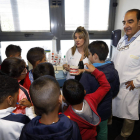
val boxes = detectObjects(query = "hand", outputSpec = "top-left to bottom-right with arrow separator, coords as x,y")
125,80 -> 135,91
84,63 -> 96,73
63,64 -> 70,71
19,98 -> 32,107
76,69 -> 85,75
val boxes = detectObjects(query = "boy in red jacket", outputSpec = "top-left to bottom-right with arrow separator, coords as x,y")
63,63 -> 111,140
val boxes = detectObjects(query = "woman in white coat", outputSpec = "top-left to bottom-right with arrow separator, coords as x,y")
63,26 -> 89,80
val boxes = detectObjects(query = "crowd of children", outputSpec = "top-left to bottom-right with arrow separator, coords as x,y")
0,42 -> 119,140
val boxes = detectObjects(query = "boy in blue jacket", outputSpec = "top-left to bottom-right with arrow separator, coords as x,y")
80,41 -> 120,140
20,75 -> 82,140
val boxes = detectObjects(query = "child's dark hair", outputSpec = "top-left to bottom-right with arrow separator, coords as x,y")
88,41 -> 109,61
29,75 -> 60,115
62,79 -> 85,105
5,44 -> 21,57
27,47 -> 45,66
33,62 -> 55,80
0,75 -> 19,104
0,57 -> 26,78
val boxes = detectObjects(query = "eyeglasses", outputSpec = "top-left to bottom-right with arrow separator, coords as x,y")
117,41 -> 129,51
21,68 -> 27,75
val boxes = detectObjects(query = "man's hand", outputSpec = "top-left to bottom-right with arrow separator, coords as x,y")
84,63 -> 96,73
125,80 -> 135,91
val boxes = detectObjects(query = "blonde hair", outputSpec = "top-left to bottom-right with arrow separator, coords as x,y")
71,26 -> 89,57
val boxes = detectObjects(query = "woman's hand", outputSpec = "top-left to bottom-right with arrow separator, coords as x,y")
19,98 -> 32,107
84,63 -> 96,73
63,64 -> 70,71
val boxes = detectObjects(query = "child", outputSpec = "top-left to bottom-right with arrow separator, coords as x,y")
80,41 -> 120,140
23,47 -> 46,90
0,75 -> 30,140
63,63 -> 111,140
0,57 -> 31,114
33,62 -> 68,113
33,62 -> 69,113
20,75 -> 82,140
33,62 -> 55,80
5,44 -> 22,58
0,44 -> 22,70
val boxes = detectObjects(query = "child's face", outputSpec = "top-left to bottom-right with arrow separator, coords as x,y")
17,66 -> 27,80
39,54 -> 47,64
34,54 -> 47,68
88,50 -> 95,64
12,52 -> 21,58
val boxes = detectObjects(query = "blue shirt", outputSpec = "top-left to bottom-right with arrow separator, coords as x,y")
29,70 -> 33,84
124,30 -> 140,45
92,61 -> 111,67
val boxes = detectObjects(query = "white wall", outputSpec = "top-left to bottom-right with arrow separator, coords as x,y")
114,0 -> 140,30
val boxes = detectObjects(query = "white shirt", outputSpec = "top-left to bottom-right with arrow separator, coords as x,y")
64,48 -> 89,79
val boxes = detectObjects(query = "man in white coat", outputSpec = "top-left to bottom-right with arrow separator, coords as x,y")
112,9 -> 140,140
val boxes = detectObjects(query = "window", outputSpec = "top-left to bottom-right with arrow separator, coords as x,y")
65,0 -> 110,31
1,40 -> 52,64
0,0 -> 50,32
0,0 -> 117,63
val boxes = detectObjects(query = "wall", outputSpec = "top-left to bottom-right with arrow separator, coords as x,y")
114,0 -> 140,30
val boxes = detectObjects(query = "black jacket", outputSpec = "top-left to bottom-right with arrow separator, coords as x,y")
80,61 -> 120,121
19,114 -> 82,140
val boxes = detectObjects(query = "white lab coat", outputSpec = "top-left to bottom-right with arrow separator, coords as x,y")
112,35 -> 140,120
64,48 -> 89,80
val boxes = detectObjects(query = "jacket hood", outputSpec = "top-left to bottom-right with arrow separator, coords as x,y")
96,61 -> 116,83
22,114 -> 74,140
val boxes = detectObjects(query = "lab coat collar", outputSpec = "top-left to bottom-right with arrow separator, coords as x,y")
124,30 -> 140,41
75,48 -> 82,56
